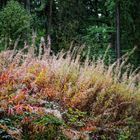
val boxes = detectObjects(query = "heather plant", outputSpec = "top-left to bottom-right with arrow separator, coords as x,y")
0,46 -> 140,139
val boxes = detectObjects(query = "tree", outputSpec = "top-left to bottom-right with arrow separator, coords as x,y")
0,0 -> 139,67
0,0 -> 32,49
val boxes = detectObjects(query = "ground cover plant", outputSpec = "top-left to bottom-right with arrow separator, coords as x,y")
0,47 -> 140,140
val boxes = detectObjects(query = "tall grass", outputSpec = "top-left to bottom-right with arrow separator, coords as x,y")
0,46 -> 140,139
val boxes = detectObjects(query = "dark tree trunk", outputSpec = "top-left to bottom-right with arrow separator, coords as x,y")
26,0 -> 30,12
0,0 -> 7,8
116,1 -> 121,59
95,0 -> 98,24
47,0 -> 53,48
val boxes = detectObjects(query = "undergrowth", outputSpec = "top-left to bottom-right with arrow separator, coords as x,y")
0,47 -> 140,140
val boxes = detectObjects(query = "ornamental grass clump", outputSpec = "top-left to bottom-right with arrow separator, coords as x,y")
0,47 -> 140,139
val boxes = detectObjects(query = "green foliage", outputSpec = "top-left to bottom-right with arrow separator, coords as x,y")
34,115 -> 63,126
0,129 -> 13,140
0,0 -> 140,67
0,118 -> 19,140
0,118 -> 13,126
84,26 -> 115,45
0,0 -> 32,49
65,108 -> 87,128
117,127 -> 131,140
82,25 -> 116,64
33,115 -> 64,140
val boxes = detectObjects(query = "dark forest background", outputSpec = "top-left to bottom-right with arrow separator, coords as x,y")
0,0 -> 140,67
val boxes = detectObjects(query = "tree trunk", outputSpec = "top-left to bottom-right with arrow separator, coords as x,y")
47,0 -> 53,49
116,1 -> 121,60
26,0 -> 30,12
0,0 -> 7,8
95,0 -> 98,24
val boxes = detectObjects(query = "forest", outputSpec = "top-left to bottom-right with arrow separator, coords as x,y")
0,0 -> 140,140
